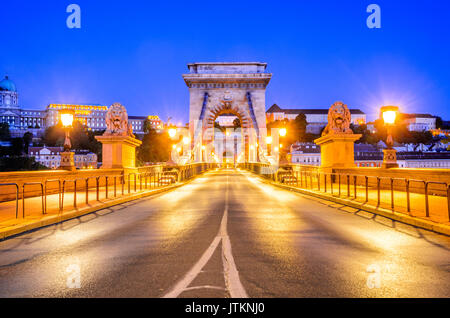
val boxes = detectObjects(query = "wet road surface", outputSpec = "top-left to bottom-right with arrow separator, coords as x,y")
0,169 -> 449,297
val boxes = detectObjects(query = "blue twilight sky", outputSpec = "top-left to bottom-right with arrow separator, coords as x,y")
0,0 -> 449,124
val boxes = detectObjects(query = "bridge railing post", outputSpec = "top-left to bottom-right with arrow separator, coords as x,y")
447,184 -> 450,222
405,179 -> 410,214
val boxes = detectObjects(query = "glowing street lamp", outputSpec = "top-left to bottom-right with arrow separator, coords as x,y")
59,109 -> 76,171
60,110 -> 74,151
168,128 -> 177,139
279,128 -> 287,137
380,106 -> 399,168
61,112 -> 74,129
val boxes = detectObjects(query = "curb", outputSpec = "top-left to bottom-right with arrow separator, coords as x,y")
0,175 -> 201,241
252,174 -> 450,237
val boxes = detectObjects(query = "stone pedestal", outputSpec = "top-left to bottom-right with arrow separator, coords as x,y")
382,148 -> 399,168
314,134 -> 362,170
95,135 -> 142,171
60,151 -> 76,171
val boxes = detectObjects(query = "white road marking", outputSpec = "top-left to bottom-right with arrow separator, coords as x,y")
184,285 -> 226,291
162,170 -> 248,298
221,173 -> 248,298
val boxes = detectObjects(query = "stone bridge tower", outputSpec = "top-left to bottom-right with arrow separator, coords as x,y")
183,62 -> 271,162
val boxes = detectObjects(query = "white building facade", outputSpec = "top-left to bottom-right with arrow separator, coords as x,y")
28,146 -> 98,169
266,104 -> 366,134
402,114 -> 436,132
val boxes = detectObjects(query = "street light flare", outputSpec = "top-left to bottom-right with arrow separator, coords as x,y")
279,128 -> 287,137
381,106 -> 399,125
60,112 -> 74,128
168,128 -> 177,138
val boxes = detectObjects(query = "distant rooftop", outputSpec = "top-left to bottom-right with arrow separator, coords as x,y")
267,104 -> 365,115
402,113 -> 436,119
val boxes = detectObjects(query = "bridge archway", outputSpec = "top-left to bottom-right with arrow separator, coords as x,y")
183,62 -> 272,163
204,104 -> 249,165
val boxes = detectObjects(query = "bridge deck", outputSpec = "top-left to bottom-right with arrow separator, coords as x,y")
0,169 -> 449,297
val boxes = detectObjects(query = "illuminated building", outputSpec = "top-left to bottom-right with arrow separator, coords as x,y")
401,113 -> 436,132
0,75 -> 47,138
46,104 -> 109,130
289,142 -> 450,168
266,104 -> 366,134
0,75 -> 162,138
47,105 -> 152,135
28,146 -> 98,169
145,115 -> 163,130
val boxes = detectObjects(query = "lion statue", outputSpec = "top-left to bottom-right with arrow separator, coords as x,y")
104,102 -> 134,137
321,101 -> 353,136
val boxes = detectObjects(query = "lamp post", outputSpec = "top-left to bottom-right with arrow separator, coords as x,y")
60,109 -> 76,171
266,136 -> 273,156
277,127 -> 287,163
381,106 -> 399,168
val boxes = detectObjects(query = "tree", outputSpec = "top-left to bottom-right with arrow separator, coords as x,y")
42,122 -> 101,151
0,123 -> 10,141
436,116 -> 444,129
23,132 -> 33,155
351,124 -> 379,145
137,128 -> 172,164
372,118 -> 434,146
143,118 -> 153,134
233,118 -> 241,129
214,121 -> 226,133
42,125 -> 65,146
0,156 -> 48,172
10,138 -> 24,156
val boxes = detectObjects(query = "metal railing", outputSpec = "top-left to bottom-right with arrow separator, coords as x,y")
0,163 -> 215,223
0,183 -> 19,218
23,182 -> 45,218
44,179 -> 62,213
244,164 -> 450,223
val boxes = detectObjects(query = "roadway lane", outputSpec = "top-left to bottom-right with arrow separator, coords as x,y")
0,169 -> 449,297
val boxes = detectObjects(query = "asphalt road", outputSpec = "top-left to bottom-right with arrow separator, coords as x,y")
0,169 -> 449,297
